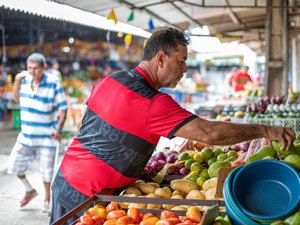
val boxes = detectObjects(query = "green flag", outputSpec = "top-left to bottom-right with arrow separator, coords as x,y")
127,10 -> 134,22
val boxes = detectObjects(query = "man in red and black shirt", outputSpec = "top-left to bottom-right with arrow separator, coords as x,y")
50,28 -> 295,225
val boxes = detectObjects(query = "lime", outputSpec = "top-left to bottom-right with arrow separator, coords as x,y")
184,158 -> 195,169
188,151 -> 195,158
190,162 -> 203,173
213,148 -> 223,157
201,147 -> 214,162
193,152 -> 204,163
207,157 -> 217,166
196,176 -> 207,187
179,152 -> 191,161
217,153 -> 227,162
227,150 -> 238,158
199,168 -> 210,179
185,171 -> 199,183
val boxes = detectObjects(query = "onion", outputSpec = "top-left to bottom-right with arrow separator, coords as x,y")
166,154 -> 177,163
230,144 -> 241,151
167,165 -> 176,174
143,165 -> 154,174
165,150 -> 178,157
240,141 -> 251,151
154,152 -> 166,161
175,162 -> 184,170
151,160 -> 165,172
179,167 -> 190,175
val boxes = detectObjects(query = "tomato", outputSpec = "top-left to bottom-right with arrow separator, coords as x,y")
93,205 -> 107,218
160,211 -> 179,220
106,210 -> 127,220
116,215 -> 135,225
106,202 -> 120,213
140,216 -> 160,225
186,207 -> 202,223
92,215 -> 105,225
127,208 -> 142,223
142,213 -> 155,220
80,215 -> 96,225
165,218 -> 181,224
180,217 -> 193,224
155,219 -> 175,225
104,219 -> 118,225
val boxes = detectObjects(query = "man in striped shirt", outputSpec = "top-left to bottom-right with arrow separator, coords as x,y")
7,53 -> 68,212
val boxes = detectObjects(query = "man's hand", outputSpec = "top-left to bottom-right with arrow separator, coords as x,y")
15,71 -> 29,80
267,126 -> 296,150
52,130 -> 61,140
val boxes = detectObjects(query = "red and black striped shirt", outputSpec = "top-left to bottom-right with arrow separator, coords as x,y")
52,67 -> 197,210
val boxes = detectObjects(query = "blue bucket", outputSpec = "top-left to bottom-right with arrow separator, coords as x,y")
223,167 -> 271,225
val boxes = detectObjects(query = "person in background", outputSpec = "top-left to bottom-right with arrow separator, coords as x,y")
47,58 -> 62,82
231,65 -> 252,92
49,28 -> 295,224
7,53 -> 68,212
224,67 -> 238,96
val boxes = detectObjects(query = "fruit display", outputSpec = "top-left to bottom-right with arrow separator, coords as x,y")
74,202 -> 205,225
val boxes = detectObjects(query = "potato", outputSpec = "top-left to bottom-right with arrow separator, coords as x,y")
170,179 -> 200,194
139,183 -> 156,195
154,187 -> 171,198
162,194 -> 184,210
172,190 -> 184,197
131,180 -> 145,189
205,187 -> 217,200
118,193 -> 138,208
171,205 -> 187,211
185,190 -> 205,200
146,193 -> 161,209
128,202 -> 147,209
202,177 -> 218,191
124,186 -> 142,196
146,182 -> 160,188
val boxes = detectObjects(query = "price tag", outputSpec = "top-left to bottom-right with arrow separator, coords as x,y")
215,167 -> 237,198
200,204 -> 219,225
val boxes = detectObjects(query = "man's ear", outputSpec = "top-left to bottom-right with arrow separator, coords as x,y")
156,51 -> 165,68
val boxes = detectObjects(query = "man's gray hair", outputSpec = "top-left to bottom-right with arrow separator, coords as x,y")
27,53 -> 46,67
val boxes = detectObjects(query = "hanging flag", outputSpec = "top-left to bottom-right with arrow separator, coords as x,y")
148,19 -> 155,30
107,9 -> 118,24
124,33 -> 132,44
127,10 -> 134,22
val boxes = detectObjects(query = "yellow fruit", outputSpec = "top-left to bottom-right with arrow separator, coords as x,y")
193,152 -> 204,163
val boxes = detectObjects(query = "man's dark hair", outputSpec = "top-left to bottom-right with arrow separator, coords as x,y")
142,27 -> 191,61
27,53 -> 46,67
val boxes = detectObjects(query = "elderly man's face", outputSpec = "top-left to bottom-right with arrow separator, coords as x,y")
159,44 -> 188,88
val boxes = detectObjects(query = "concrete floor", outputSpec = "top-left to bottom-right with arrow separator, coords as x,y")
0,122 -> 52,225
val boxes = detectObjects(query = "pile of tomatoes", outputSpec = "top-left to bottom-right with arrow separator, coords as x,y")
75,202 -> 203,225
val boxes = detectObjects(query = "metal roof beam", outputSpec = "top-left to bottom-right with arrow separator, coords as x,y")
120,0 -> 183,30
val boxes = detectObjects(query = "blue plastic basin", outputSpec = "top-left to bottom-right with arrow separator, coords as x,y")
232,160 -> 300,221
223,166 -> 263,225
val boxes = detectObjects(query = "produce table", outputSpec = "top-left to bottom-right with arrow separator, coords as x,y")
51,193 -> 224,225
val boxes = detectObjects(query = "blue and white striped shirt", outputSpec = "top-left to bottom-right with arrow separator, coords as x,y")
16,72 -> 68,149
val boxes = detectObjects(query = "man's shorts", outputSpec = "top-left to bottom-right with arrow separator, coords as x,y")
7,142 -> 56,182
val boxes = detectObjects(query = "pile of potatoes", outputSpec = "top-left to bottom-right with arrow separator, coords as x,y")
119,177 -> 219,212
